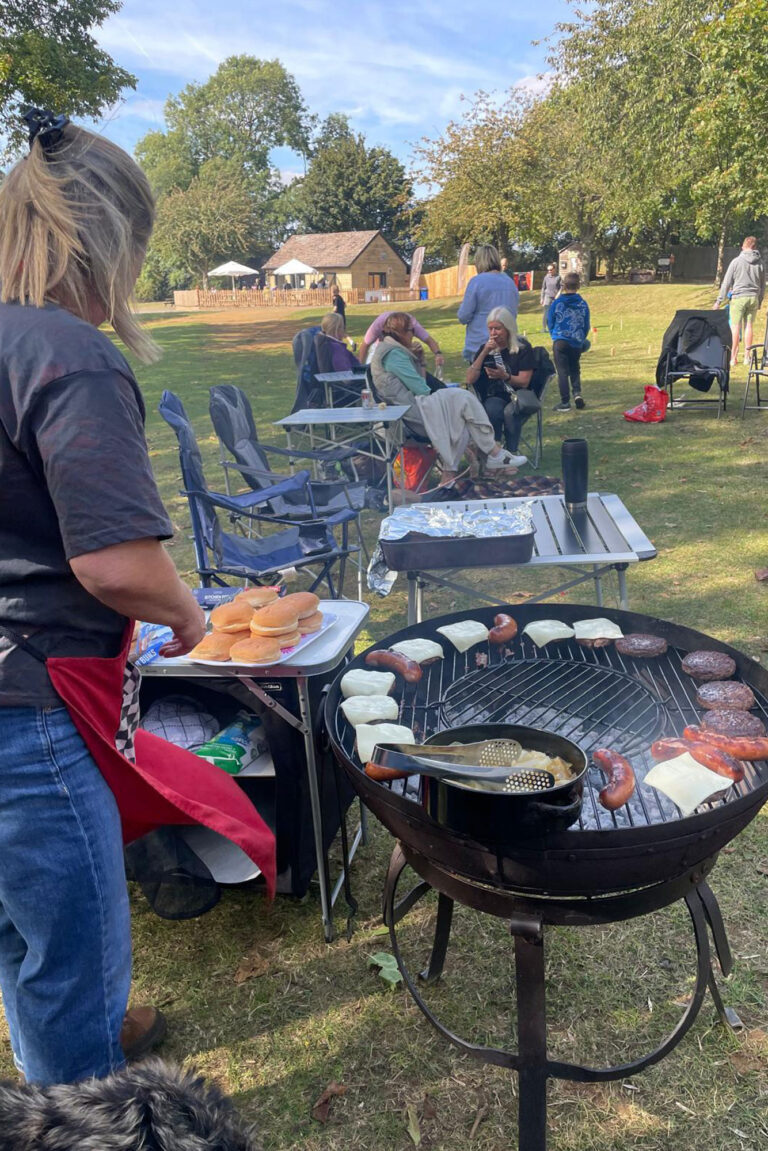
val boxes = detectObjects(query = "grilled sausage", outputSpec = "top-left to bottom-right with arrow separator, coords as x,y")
651,737 -> 744,783
683,725 -> 768,762
364,649 -> 422,683
593,748 -> 636,810
364,761 -> 409,782
488,613 -> 518,645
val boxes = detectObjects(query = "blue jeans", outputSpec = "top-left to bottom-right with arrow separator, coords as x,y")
0,706 -> 131,1083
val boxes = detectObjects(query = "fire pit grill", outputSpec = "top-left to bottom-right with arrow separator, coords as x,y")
326,603 -> 768,893
325,603 -> 768,1151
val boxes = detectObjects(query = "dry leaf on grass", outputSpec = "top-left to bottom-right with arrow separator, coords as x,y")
755,568 -> 768,582
311,1081 -> 347,1124
421,1094 -> 437,1121
233,940 -> 281,984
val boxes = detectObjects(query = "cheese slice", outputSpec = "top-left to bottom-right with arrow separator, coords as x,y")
389,638 -> 444,663
355,723 -> 415,764
573,618 -> 624,641
340,669 -> 395,698
436,620 -> 490,653
644,752 -> 733,817
340,695 -> 400,726
522,620 -> 575,647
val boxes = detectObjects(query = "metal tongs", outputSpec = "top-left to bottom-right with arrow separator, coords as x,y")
369,739 -> 555,792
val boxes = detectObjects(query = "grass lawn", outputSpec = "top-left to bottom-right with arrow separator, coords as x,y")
4,284 -> 766,1148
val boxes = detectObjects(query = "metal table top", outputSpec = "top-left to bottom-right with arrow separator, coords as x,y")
275,405 -> 410,427
384,492 -> 657,568
314,370 -> 367,383
139,599 -> 370,680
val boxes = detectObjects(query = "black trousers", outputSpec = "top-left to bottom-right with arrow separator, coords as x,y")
483,393 -> 540,451
553,341 -> 582,402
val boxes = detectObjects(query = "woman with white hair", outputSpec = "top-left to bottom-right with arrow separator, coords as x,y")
457,244 -> 519,364
465,307 -> 537,459
370,312 -> 522,481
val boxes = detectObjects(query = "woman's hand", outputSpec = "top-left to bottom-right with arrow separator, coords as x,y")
485,366 -> 508,380
159,609 -> 207,657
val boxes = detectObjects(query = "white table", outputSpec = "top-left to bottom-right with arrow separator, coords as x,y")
140,600 -> 370,941
379,493 -> 657,624
275,406 -> 410,512
314,370 -> 367,406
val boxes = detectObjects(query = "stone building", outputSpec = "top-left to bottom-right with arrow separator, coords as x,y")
262,230 -> 408,293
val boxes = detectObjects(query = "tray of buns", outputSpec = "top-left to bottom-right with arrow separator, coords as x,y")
186,589 -> 335,667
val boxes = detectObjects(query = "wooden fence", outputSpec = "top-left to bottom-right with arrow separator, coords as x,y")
421,265 -> 477,299
172,288 -> 368,310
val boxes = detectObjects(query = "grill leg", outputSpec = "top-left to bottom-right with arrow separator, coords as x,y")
514,918 -> 548,1151
696,883 -> 744,1031
419,893 -> 454,984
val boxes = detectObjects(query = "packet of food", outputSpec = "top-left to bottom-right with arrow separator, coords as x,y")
193,711 -> 269,775
133,622 -> 175,667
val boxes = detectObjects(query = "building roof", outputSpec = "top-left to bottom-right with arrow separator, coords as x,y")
263,230 -> 403,271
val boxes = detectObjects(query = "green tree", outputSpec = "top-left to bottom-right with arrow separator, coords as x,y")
0,0 -> 135,157
136,55 -> 311,193
413,93 -> 527,260
286,115 -> 413,246
150,160 -> 262,285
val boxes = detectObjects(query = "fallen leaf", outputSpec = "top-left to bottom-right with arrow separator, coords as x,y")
470,1105 -> 488,1139
755,568 -> 768,582
405,1103 -> 421,1146
368,950 -> 403,987
756,861 -> 768,876
233,950 -> 272,984
311,1081 -> 347,1124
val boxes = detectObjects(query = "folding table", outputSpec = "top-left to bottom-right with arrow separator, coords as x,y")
139,599 -> 369,941
381,492 -> 657,624
275,405 -> 410,512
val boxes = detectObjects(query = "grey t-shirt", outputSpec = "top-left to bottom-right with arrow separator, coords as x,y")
0,301 -> 173,706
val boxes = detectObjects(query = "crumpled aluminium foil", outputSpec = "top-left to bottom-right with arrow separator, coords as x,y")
379,502 -> 534,541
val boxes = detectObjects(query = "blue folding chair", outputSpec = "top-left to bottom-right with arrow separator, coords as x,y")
159,391 -> 357,597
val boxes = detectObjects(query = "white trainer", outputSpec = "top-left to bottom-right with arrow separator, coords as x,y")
486,449 -> 528,470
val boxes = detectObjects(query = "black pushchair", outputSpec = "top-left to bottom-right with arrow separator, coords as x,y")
656,309 -> 732,417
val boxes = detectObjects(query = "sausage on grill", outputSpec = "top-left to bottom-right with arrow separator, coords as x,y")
489,614 -> 518,645
650,737 -> 744,782
684,725 -> 768,762
364,649 -> 422,683
593,748 -> 636,810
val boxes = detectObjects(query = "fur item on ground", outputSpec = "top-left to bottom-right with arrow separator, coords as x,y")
0,1059 -> 260,1151
429,474 -> 563,501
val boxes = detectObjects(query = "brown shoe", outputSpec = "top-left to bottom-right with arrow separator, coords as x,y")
120,1005 -> 168,1061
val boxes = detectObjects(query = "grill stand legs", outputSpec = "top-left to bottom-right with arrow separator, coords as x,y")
383,845 -> 739,1151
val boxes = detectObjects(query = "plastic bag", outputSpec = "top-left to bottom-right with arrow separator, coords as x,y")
624,384 -> 668,423
393,444 -> 437,491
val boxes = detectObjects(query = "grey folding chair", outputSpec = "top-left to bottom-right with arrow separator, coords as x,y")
742,313 -> 768,415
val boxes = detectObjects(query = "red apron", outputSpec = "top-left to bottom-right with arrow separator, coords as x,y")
39,631 -> 276,897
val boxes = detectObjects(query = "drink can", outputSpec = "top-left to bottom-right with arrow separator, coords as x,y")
361,388 -> 373,409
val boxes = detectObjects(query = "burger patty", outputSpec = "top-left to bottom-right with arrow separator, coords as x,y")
680,650 -> 736,682
615,633 -> 668,658
701,709 -> 766,737
695,681 -> 756,711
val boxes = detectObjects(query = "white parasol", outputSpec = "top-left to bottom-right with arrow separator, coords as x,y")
208,260 -> 261,290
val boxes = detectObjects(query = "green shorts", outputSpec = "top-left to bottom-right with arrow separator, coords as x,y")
729,294 -> 759,327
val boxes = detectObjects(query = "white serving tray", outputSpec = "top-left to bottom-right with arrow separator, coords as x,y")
190,611 -> 336,668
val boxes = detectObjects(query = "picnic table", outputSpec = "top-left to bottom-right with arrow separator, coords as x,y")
314,369 -> 367,406
379,492 -> 657,624
275,405 -> 410,513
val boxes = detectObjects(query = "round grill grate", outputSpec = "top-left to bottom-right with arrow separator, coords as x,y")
440,659 -> 665,756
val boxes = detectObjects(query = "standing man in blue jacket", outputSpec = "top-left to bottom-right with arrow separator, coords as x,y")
547,272 -> 591,411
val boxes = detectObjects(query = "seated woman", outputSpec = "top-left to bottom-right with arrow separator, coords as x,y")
465,307 -> 536,461
370,312 -> 522,481
316,312 -> 362,372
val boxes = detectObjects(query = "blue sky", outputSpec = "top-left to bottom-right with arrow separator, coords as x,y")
95,0 -> 571,180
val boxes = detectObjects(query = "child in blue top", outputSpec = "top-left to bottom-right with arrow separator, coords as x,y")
547,272 -> 591,410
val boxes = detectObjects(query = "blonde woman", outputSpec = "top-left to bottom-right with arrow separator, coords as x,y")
457,243 -> 520,363
370,312 -> 522,481
465,306 -> 534,459
0,110 -> 208,1083
318,312 -> 362,372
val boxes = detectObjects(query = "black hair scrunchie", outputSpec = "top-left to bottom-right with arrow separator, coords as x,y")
22,107 -> 70,152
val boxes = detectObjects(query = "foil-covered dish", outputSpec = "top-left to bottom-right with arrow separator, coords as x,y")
379,502 -> 534,541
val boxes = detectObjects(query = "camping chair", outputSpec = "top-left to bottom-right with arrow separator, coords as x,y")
291,325 -> 324,411
364,365 -> 438,503
209,385 -> 369,592
159,391 -> 357,597
657,309 -> 731,417
514,342 -> 555,469
742,312 -> 768,415
313,332 -> 367,407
